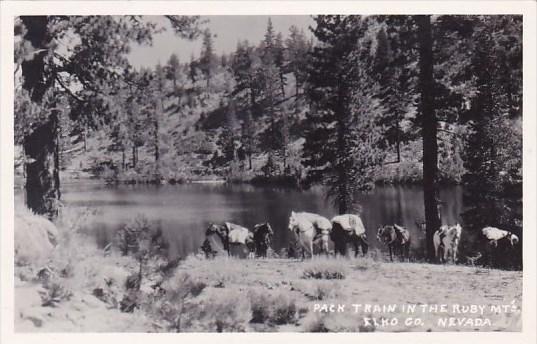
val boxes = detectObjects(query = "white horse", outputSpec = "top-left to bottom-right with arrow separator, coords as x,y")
481,226 -> 519,267
433,224 -> 462,263
482,227 -> 519,247
288,211 -> 332,258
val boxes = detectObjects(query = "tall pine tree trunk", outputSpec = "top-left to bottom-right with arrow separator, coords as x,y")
24,112 -> 61,219
279,72 -> 286,99
83,124 -> 87,152
154,103 -> 161,164
335,83 -> 350,215
396,118 -> 401,163
20,16 -> 61,219
416,15 -> 441,262
132,145 -> 137,169
122,147 -> 126,171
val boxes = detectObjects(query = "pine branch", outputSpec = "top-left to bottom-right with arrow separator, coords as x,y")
437,128 -> 462,137
54,74 -> 84,103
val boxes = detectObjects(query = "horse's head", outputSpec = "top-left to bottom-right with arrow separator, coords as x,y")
451,224 -> 462,242
254,222 -> 274,240
377,225 -> 394,244
288,211 -> 299,232
206,223 -> 228,238
508,232 -> 519,246
376,227 -> 383,242
206,223 -> 218,235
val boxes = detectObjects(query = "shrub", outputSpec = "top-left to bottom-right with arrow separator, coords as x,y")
307,281 -> 341,301
302,259 -> 347,280
249,291 -> 271,323
248,289 -> 298,326
302,313 -> 329,332
115,215 -> 169,258
151,272 -> 207,331
39,281 -> 73,307
271,295 -> 297,325
119,290 -> 140,313
186,289 -> 251,332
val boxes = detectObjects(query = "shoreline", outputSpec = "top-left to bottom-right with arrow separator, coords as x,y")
13,208 -> 522,333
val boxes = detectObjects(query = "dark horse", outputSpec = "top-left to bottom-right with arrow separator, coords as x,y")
376,224 -> 411,262
201,223 -> 231,258
330,215 -> 369,257
253,222 -> 273,258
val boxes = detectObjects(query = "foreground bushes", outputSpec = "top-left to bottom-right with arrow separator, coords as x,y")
302,258 -> 347,280
248,289 -> 298,325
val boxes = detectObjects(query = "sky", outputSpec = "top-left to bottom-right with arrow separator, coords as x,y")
128,15 -> 314,69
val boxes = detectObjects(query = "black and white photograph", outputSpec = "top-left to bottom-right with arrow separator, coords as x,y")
1,1 -> 536,341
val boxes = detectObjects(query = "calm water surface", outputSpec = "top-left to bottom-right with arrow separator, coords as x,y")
16,183 -> 464,258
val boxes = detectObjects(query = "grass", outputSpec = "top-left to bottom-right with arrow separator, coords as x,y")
165,256 -> 521,332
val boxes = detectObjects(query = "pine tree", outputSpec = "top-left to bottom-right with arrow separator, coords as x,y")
15,15 -> 199,216
274,32 -> 287,99
240,111 -> 256,170
304,15 -> 383,213
150,63 -> 167,177
415,15 -> 442,261
461,16 -> 522,268
166,53 -> 181,91
258,19 -> 288,171
372,23 -> 415,162
200,28 -> 215,89
285,26 -> 311,114
189,53 -> 198,83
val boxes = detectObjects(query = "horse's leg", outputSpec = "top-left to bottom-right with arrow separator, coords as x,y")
334,238 -> 344,256
307,240 -> 313,259
389,246 -> 393,262
342,240 -> 348,257
353,237 -> 359,258
302,237 -> 307,260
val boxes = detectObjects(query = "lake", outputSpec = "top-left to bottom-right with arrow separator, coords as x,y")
15,182 -> 464,259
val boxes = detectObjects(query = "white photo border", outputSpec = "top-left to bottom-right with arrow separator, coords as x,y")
1,1 -> 535,343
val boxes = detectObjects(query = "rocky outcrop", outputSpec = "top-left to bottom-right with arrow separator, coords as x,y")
15,209 -> 59,266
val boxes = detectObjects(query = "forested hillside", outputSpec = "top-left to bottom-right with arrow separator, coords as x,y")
16,17 -> 506,187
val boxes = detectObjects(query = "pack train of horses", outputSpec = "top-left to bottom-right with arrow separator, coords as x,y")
200,211 -> 520,265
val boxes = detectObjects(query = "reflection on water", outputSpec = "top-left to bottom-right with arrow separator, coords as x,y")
15,183 -> 464,259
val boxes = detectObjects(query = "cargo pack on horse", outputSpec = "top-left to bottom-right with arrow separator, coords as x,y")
481,226 -> 520,267
330,214 -> 369,257
201,222 -> 255,258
